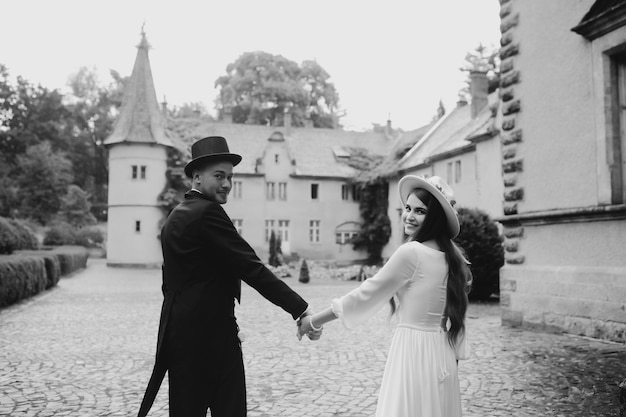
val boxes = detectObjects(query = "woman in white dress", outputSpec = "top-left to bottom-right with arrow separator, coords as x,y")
299,175 -> 472,417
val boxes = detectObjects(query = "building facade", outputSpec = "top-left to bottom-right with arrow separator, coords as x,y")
104,32 -> 173,267
167,120 -> 396,263
382,72 -> 504,259
497,0 -> 626,342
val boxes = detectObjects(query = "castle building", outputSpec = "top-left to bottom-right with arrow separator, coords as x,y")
495,0 -> 626,342
104,31 -> 173,267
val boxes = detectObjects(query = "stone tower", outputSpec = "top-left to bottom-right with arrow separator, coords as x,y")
104,30 -> 173,267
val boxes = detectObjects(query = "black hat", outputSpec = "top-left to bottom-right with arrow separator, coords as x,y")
184,136 -> 242,178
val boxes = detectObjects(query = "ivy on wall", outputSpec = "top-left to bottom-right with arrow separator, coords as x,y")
343,147 -> 391,265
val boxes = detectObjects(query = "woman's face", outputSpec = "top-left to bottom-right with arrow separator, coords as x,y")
401,192 -> 427,236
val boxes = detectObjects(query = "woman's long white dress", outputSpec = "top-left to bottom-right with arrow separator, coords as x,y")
331,241 -> 464,417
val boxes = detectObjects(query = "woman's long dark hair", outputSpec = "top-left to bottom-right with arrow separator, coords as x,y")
392,188 -> 471,347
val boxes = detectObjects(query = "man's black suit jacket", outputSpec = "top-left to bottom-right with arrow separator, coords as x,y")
138,190 -> 308,416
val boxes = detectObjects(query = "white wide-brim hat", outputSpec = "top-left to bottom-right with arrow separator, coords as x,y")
398,175 -> 460,238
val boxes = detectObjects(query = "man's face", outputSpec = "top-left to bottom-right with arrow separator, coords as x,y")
193,160 -> 234,204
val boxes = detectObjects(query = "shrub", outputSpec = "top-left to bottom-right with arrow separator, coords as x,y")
0,217 -> 20,255
0,255 -> 47,308
455,207 -> 504,301
8,219 -> 38,250
299,259 -> 310,283
49,246 -> 89,275
43,221 -> 77,246
74,227 -> 105,248
17,251 -> 61,289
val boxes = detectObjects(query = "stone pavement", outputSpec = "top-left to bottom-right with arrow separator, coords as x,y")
0,259 -> 624,417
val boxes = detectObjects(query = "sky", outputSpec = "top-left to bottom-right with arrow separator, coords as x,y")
1,0 -> 501,131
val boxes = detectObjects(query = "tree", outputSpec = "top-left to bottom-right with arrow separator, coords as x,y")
215,51 -> 340,128
351,179 -> 392,265
455,207 -> 504,301
14,141 -> 74,224
0,70 -> 69,161
458,44 -> 501,99
299,259 -> 310,283
64,67 -> 126,219
59,185 -> 97,227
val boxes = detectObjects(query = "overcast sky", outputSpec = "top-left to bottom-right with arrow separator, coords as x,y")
1,0 -> 501,131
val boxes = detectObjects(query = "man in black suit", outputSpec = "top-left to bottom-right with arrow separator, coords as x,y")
138,136 -> 320,417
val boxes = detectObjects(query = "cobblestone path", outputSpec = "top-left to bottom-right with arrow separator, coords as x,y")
0,259 -> 624,416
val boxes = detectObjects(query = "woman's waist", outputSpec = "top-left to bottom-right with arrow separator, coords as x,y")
396,322 -> 444,332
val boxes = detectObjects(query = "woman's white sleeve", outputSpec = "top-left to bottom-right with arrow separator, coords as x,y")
331,243 -> 417,328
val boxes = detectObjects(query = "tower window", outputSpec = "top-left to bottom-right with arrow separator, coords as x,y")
135,220 -> 141,232
311,183 -> 319,200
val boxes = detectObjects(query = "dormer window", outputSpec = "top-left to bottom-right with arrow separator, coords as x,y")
332,146 -> 350,160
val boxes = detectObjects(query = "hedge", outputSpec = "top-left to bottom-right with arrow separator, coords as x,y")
0,246 -> 89,308
455,207 -> 504,301
0,256 -> 47,308
0,217 -> 39,254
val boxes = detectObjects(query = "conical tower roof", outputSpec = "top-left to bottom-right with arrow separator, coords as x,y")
104,30 -> 173,147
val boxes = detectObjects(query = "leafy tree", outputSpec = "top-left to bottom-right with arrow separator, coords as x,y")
215,51 -> 340,128
351,178 -> 392,265
157,146 -> 189,215
455,207 -> 504,300
14,142 -> 74,224
170,102 -> 214,119
58,184 -> 97,227
64,67 -> 126,219
459,44 -> 501,99
0,69 -> 69,160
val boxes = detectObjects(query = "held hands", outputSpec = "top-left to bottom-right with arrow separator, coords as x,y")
296,312 -> 323,341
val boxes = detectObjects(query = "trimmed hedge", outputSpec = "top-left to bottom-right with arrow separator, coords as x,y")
49,246 -> 89,275
16,251 -> 62,289
0,246 -> 89,308
0,256 -> 47,308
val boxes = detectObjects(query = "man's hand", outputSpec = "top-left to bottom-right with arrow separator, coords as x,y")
296,312 -> 323,341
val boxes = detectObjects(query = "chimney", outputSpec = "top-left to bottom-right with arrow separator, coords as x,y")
469,70 -> 489,118
161,95 -> 168,116
222,106 -> 233,124
385,115 -> 393,139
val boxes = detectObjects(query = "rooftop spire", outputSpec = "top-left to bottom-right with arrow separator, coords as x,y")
104,29 -> 172,147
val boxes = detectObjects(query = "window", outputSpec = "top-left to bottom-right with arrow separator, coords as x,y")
352,184 -> 361,202
278,182 -> 287,200
341,184 -> 350,200
265,220 -> 275,242
131,165 -> 146,180
266,182 -> 275,200
135,220 -> 141,233
232,219 -> 243,235
278,220 -> 289,242
311,183 -> 319,200
232,181 -> 242,199
335,231 -> 358,245
447,162 -> 453,185
309,220 -> 320,242
454,160 -> 462,183
609,51 -> 626,203
275,154 -> 279,163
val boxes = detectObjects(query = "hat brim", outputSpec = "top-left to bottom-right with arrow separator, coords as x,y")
398,176 -> 460,238
184,153 -> 242,178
